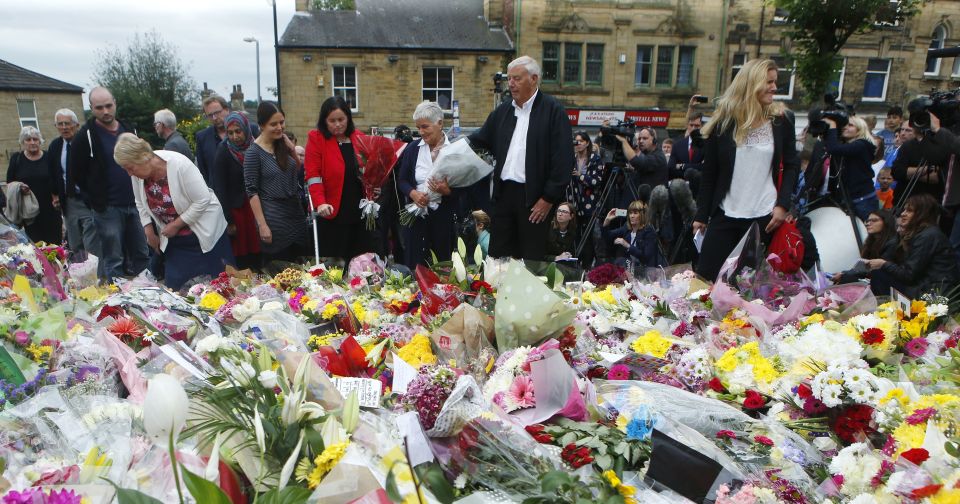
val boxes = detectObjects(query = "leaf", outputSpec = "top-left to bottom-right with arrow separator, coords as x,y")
258,486 -> 313,504
595,453 -> 613,470
385,465 -> 403,503
102,479 -> 164,504
540,470 -> 571,493
0,346 -> 25,385
430,250 -> 439,266
418,464 -> 457,503
559,432 -> 578,446
181,464 -> 232,504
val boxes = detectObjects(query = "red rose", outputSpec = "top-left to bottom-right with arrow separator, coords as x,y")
900,448 -> 930,466
796,383 -> 813,400
707,377 -> 726,393
743,390 -> 766,410
525,424 -> 545,436
861,328 -> 885,345
716,430 -> 737,440
911,484 -> 943,499
753,435 -> 774,446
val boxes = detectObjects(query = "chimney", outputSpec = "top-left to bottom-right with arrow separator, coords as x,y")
201,82 -> 212,99
230,84 -> 245,111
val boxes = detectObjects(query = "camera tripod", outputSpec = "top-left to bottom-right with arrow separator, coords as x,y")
804,155 -> 865,249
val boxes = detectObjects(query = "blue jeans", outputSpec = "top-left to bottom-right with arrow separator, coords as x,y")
93,205 -> 149,280
64,197 -> 99,257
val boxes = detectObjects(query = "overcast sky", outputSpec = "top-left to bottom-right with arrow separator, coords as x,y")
1,0 -> 297,110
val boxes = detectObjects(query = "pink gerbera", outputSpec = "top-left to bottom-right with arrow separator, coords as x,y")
508,375 -> 536,409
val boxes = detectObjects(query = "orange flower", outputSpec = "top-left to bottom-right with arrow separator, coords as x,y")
107,316 -> 144,341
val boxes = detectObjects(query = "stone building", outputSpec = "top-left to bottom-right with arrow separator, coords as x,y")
278,0 -> 960,132
0,59 -> 83,175
277,0 -> 513,141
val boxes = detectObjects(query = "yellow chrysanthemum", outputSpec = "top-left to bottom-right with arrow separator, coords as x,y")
25,343 -> 53,363
929,488 -> 960,504
603,470 -> 621,488
880,388 -> 909,407
582,286 -> 617,306
631,330 -> 672,358
306,441 -> 349,488
198,291 -> 227,311
321,300 -> 345,320
892,422 -> 926,453
397,334 -> 437,369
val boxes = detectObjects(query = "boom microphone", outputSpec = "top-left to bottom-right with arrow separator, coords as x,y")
648,184 -> 670,230
669,179 -> 697,223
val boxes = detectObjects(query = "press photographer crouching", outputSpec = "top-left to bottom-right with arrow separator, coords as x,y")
821,116 -> 880,221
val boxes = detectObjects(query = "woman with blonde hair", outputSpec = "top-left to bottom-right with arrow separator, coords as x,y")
692,58 -> 799,281
822,115 -> 880,221
602,200 -> 662,270
113,133 -> 233,290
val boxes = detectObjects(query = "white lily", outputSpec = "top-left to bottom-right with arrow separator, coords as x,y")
451,252 -> 467,283
320,416 -> 348,447
253,407 -> 266,454
258,370 -> 279,389
281,389 -> 304,426
142,374 -> 190,444
278,430 -> 305,488
204,432 -> 223,481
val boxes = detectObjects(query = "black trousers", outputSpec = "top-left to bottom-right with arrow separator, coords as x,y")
490,181 -> 550,260
695,210 -> 772,282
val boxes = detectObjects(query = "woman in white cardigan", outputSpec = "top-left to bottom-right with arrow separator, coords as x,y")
113,133 -> 234,290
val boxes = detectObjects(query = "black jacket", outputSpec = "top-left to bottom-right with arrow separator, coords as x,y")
47,136 -> 68,199
695,113 -> 799,223
211,142 -> 248,224
603,224 -> 661,266
822,129 -> 876,200
546,225 -> 577,258
892,139 -> 943,205
837,236 -> 898,284
668,135 -> 704,179
69,118 -> 136,212
882,226 -> 959,297
468,91 -> 573,206
628,147 -> 668,188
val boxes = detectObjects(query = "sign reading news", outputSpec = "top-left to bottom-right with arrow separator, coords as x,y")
566,109 -> 671,127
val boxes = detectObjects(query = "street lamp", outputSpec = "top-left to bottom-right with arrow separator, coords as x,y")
243,36 -> 262,103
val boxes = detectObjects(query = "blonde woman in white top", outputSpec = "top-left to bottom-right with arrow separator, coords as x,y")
691,58 -> 800,281
113,133 -> 234,290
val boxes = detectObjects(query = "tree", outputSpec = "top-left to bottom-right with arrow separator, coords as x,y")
311,0 -> 354,10
773,0 -> 920,104
92,30 -> 200,147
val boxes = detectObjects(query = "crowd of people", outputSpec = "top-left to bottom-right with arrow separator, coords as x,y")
4,55 -> 960,299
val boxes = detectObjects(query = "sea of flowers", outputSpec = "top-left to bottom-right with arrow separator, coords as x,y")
0,214 -> 959,504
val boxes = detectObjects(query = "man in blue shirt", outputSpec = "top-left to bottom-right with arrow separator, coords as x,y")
875,106 -> 902,159
69,87 -> 149,279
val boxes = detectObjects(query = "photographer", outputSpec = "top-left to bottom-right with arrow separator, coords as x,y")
926,112 -> 960,261
892,119 -> 943,206
822,116 -> 880,221
615,126 -> 668,191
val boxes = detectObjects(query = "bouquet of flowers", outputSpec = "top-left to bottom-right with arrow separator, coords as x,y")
399,138 -> 493,225
353,134 -> 401,229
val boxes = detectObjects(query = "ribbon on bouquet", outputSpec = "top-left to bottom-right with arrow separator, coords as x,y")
359,198 -> 381,230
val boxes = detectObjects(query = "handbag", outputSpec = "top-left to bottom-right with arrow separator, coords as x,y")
768,154 -> 805,274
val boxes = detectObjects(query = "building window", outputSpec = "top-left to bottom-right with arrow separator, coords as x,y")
656,46 -> 674,86
771,57 -> 795,99
676,47 -> 695,87
332,65 -> 358,111
772,7 -> 790,23
953,55 -> 960,77
730,53 -> 746,82
563,43 -> 582,85
542,42 -> 560,82
422,67 -> 454,110
863,58 -> 890,101
635,46 -> 653,86
17,99 -> 38,129
926,26 -> 946,75
585,44 -> 604,85
828,58 -> 847,97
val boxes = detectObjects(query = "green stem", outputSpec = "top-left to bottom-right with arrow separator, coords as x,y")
402,437 -> 425,504
168,429 -> 185,504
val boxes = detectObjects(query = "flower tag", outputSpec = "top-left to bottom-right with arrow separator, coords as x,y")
332,377 -> 382,408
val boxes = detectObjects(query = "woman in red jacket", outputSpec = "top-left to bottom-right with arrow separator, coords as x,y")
305,96 -> 375,263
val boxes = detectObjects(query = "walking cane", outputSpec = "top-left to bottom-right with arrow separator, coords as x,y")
307,191 -> 320,267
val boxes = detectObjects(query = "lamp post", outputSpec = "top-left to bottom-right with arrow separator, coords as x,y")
243,37 -> 261,103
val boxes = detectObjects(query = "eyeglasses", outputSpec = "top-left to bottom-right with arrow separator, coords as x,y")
55,121 -> 75,127
205,109 -> 225,119
556,208 -> 571,214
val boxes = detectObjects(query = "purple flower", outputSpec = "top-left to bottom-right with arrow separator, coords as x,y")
2,488 -> 42,504
45,490 -> 83,504
906,407 -> 937,425
905,337 -> 929,358
13,331 -> 29,345
802,397 -> 828,415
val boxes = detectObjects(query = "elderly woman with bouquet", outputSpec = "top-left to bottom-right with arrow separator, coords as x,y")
305,96 -> 398,264
396,101 -> 458,268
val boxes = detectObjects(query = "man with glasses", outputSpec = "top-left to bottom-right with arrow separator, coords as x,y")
194,95 -> 230,185
49,108 -> 99,255
70,86 -> 148,279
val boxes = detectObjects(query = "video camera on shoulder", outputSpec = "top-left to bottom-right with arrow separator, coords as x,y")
908,89 -> 960,134
808,92 -> 851,138
598,119 -> 637,165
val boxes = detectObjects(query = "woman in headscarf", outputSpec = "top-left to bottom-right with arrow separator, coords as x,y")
211,111 -> 261,269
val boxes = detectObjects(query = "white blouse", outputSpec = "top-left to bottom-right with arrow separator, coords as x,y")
721,122 -> 777,219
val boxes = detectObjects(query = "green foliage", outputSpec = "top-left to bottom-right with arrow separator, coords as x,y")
92,30 -> 201,147
177,114 -> 209,155
312,0 -> 355,10
771,0 -> 920,102
258,487 -> 313,504
181,465 -> 232,504
0,346 -> 26,385
415,463 -> 456,503
104,479 -> 164,504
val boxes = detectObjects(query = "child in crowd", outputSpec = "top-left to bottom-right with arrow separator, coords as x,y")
876,167 -> 894,210
472,210 -> 491,257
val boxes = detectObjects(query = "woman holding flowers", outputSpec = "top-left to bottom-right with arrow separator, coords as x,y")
244,101 -> 310,264
692,58 -> 799,282
305,96 -> 375,264
396,101 -> 456,269
211,111 -> 261,270
113,133 -> 234,290
864,193 -> 959,297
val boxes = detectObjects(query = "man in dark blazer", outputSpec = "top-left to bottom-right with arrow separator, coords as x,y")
468,55 -> 573,260
49,108 -> 99,255
194,95 -> 230,186
668,112 -> 705,192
